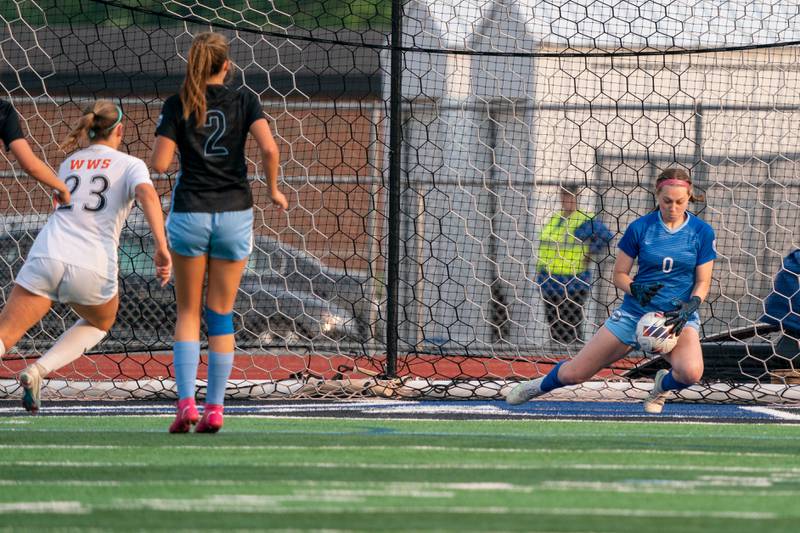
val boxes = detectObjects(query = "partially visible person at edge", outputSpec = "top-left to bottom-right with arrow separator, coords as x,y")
0,100 -> 170,413
0,99 -> 70,206
508,168 -> 715,414
151,32 -> 287,434
537,184 -> 612,345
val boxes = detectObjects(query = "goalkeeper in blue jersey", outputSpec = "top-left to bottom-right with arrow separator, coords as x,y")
507,168 -> 716,413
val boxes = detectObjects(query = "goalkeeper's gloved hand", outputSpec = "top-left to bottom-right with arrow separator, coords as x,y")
630,281 -> 663,306
664,295 -> 702,336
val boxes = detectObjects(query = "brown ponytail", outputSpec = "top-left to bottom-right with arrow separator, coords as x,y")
180,32 -> 230,126
61,100 -> 122,153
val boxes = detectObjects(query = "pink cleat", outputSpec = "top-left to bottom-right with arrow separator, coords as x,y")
195,404 -> 224,433
169,398 -> 199,433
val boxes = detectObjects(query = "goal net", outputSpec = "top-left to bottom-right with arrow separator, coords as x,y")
1,0 -> 799,403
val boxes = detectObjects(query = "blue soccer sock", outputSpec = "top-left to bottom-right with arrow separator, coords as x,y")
205,351 -> 234,406
173,341 -> 201,401
661,370 -> 691,392
540,361 -> 566,393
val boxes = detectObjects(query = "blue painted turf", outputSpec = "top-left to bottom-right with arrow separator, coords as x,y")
503,400 -> 775,420
0,399 -> 793,422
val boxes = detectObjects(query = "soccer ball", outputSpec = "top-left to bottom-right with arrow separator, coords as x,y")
636,311 -> 678,356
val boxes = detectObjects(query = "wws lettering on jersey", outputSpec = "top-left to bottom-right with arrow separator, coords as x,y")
69,158 -> 112,170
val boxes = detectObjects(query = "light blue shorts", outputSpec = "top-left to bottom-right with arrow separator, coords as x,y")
604,307 -> 700,349
166,209 -> 253,260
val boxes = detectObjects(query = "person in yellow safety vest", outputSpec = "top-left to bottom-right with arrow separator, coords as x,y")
537,184 -> 613,344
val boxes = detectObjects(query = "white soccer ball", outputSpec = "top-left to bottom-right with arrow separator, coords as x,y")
635,311 -> 678,357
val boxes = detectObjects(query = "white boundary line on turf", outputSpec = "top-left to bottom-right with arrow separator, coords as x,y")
3,498 -> 777,521
95,500 -> 781,521
0,501 -> 88,514
2,459 -> 799,474
0,461 -> 148,467
1,478 -> 799,499
1,443 -> 798,459
181,413 -> 800,425
1,414 -> 796,426
741,406 -> 800,420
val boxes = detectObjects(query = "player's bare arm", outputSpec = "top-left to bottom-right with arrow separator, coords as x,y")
9,138 -> 70,204
135,183 -> 171,287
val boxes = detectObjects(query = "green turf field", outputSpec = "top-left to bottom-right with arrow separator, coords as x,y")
2,416 -> 800,532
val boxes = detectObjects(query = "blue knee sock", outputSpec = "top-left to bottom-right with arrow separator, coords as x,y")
540,361 -> 566,393
661,370 -> 691,392
205,351 -> 234,406
173,341 -> 201,400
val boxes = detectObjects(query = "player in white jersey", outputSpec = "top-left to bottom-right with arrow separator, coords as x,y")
0,100 -> 171,413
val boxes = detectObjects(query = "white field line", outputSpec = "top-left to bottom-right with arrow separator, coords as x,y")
742,406 -> 800,420
0,480 -> 124,487
539,479 -> 800,495
0,461 -> 148,467
0,400 -> 724,413
1,478 -> 800,498
0,501 -> 88,514
2,443 -> 799,460
102,499 -> 779,520
0,479 -> 527,490
253,462 -> 800,474
1,459 -> 799,474
41,529 -> 388,533
213,414 -> 800,426
0,402 -> 400,413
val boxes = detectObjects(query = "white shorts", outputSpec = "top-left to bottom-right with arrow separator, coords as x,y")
15,257 -> 117,306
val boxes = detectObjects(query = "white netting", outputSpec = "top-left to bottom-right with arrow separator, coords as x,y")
0,0 -> 799,401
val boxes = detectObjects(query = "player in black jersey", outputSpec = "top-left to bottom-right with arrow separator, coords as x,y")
152,32 -> 287,433
0,99 -> 70,205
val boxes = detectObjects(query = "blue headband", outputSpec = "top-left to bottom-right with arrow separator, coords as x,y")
88,105 -> 123,139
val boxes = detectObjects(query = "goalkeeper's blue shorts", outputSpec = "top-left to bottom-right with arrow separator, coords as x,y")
604,307 -> 700,349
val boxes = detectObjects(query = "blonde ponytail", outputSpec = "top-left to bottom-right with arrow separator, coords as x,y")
61,100 -> 122,153
180,32 -> 230,126
61,112 -> 94,153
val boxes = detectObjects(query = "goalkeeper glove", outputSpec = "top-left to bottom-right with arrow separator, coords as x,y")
630,281 -> 663,306
664,295 -> 702,336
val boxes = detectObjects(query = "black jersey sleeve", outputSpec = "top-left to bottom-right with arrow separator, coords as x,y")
243,91 -> 265,131
155,96 -> 181,142
0,100 -> 25,151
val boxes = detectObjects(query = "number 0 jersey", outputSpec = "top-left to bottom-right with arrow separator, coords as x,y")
27,144 -> 153,280
618,210 -> 716,316
155,85 -> 264,213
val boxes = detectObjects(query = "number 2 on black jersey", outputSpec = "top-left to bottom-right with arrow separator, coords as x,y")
204,109 -> 229,157
57,174 -> 109,212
